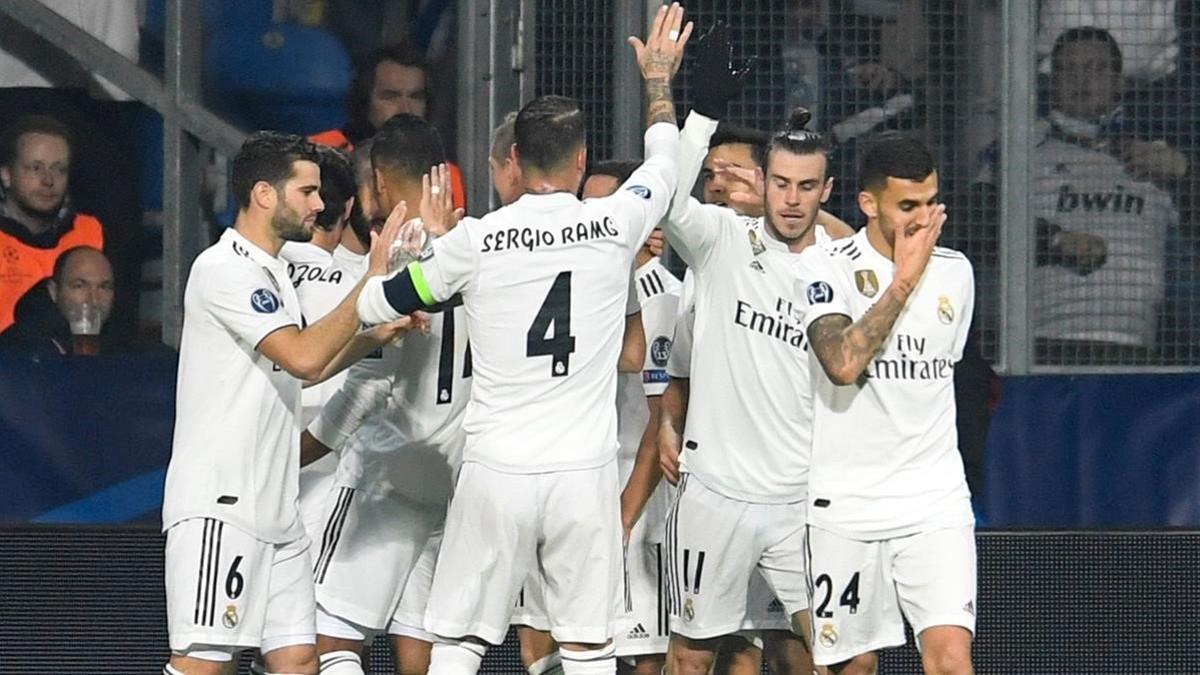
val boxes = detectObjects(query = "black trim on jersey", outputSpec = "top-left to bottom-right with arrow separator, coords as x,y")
315,487 -> 355,584
655,542 -> 666,637
437,311 -> 456,405
193,519 -> 210,625
664,474 -> 687,616
692,551 -> 706,594
209,520 -> 223,627
639,270 -> 667,300
380,268 -> 428,315
803,525 -> 818,645
623,545 -> 633,613
193,518 -> 223,627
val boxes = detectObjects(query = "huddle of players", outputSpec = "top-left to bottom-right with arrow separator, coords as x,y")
161,5 -> 977,675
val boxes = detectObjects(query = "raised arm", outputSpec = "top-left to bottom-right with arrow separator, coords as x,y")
805,205 -> 946,385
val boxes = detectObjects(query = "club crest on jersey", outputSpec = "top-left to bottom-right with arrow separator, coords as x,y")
250,288 -> 281,313
819,622 -> 838,648
937,295 -> 955,324
683,598 -> 696,622
747,228 -> 766,255
806,281 -> 834,305
854,269 -> 879,298
650,336 -> 672,366
222,604 -> 239,629
625,184 -> 652,200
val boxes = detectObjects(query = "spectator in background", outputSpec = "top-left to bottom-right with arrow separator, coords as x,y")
488,111 -> 521,206
309,43 -> 467,211
0,0 -> 142,346
0,245 -> 114,356
1038,1 -> 1180,83
0,115 -> 104,334
974,27 -> 1184,364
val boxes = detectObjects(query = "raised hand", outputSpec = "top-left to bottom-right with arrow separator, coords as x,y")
368,200 -> 407,277
420,163 -> 459,236
627,2 -> 693,82
892,203 -> 946,295
692,21 -> 754,119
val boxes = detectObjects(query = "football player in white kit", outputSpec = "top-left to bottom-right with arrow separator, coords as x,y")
278,145 -> 362,544
796,132 -> 975,675
651,23 -> 847,675
354,7 -> 690,674
161,132 -> 413,675
296,115 -> 469,675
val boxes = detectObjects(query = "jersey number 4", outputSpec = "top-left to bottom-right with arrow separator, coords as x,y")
526,271 -> 577,377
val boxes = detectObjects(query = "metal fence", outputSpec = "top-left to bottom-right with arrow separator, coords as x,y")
515,0 -> 1200,373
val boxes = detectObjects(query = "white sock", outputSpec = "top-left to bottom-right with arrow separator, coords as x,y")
319,649 -> 365,674
559,644 -> 616,675
163,666 -> 185,675
428,640 -> 487,675
528,652 -> 564,675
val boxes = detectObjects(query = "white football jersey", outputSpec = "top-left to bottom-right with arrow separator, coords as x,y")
163,228 -> 305,543
364,123 -> 678,473
797,229 -> 975,539
333,305 -> 471,506
664,111 -> 822,505
1030,122 -> 1174,347
280,241 -> 358,426
617,257 -> 682,475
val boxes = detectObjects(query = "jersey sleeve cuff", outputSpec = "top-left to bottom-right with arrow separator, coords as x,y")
645,121 -> 680,159
682,111 -> 719,146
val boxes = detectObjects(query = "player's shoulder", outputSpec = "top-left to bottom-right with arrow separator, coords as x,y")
930,245 -> 973,273
635,259 -> 682,304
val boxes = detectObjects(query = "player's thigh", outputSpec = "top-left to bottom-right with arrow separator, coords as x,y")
315,486 -> 438,630
165,517 -> 276,654
425,462 -> 538,644
756,501 -> 810,620
539,461 -> 623,645
615,538 -> 669,659
261,534 -> 318,656
804,526 -> 904,667
666,475 -> 760,640
389,526 -> 443,640
889,526 -> 977,645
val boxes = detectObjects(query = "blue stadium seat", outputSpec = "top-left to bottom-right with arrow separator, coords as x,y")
204,23 -> 352,134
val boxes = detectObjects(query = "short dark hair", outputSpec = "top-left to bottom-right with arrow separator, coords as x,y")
346,42 -> 429,139
370,114 -> 446,183
314,145 -> 355,230
859,131 -> 936,192
231,131 -> 321,210
588,159 -> 640,186
0,114 -> 74,167
711,123 -> 769,167
515,95 -> 585,173
1052,26 -> 1123,75
52,245 -> 108,284
490,111 -> 519,161
765,108 -> 832,172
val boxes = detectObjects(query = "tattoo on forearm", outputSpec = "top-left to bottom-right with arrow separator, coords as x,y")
645,76 -> 676,126
808,285 -> 909,382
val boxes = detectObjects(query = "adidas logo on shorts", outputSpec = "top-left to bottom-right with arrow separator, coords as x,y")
627,623 -> 651,640
767,598 -> 785,613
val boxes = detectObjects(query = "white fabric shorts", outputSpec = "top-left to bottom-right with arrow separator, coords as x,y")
804,524 -> 977,666
425,460 -> 623,645
313,485 -> 444,631
165,517 -> 315,656
615,508 -> 670,657
740,571 -> 792,632
665,475 -> 808,640
390,527 -> 442,641
298,453 -> 338,546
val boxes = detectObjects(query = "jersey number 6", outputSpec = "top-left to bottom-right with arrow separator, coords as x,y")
526,271 -> 577,377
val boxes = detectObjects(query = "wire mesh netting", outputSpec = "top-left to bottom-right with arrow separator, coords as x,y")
533,1 -> 616,161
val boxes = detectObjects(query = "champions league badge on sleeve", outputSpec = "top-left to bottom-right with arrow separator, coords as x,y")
251,288 -> 281,314
650,336 -> 672,366
625,185 -> 652,200
806,281 -> 834,305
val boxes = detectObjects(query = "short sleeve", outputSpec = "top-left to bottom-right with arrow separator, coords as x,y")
796,246 -> 853,333
421,219 -> 480,301
202,261 -> 298,349
640,292 -> 680,396
625,270 -> 641,316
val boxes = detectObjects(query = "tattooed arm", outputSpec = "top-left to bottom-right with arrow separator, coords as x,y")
805,205 -> 947,385
628,2 -> 692,128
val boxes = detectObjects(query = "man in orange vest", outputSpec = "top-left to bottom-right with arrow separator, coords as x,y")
0,115 -> 104,334
310,43 -> 467,211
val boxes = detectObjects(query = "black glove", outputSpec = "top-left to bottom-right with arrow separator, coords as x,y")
692,22 -> 754,120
